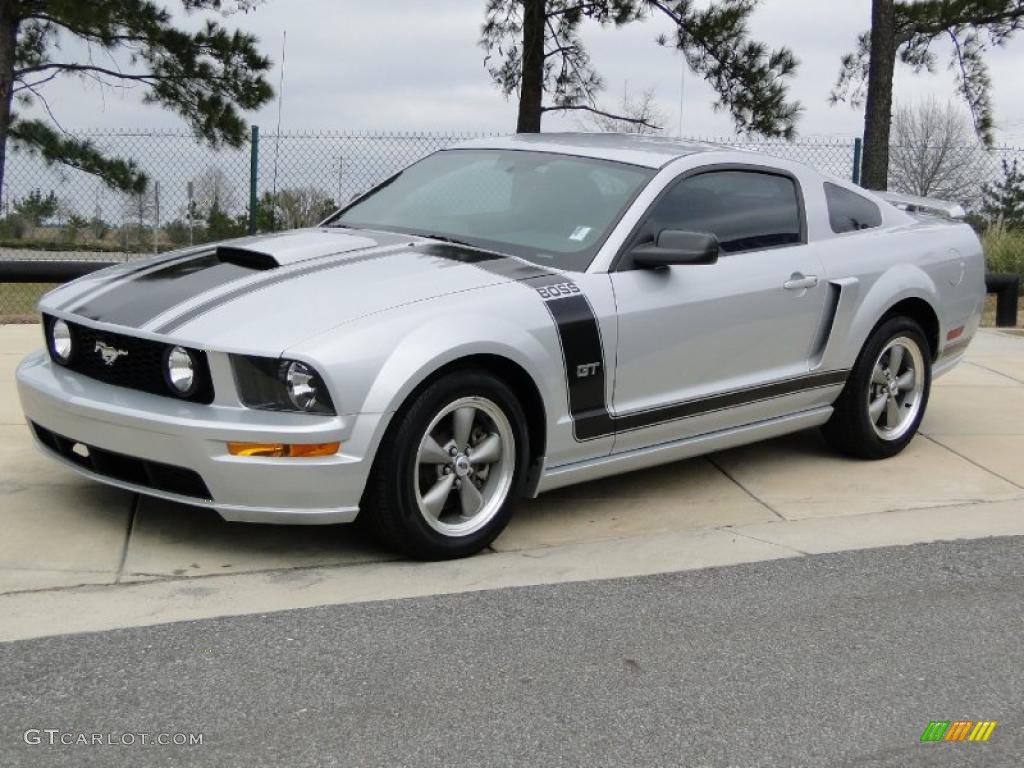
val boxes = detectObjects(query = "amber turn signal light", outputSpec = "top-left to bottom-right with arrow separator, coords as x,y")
227,441 -> 340,458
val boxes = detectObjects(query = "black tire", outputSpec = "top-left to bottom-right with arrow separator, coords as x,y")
822,316 -> 932,460
360,370 -> 530,560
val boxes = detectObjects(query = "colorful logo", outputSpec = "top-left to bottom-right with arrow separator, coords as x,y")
921,721 -> 997,742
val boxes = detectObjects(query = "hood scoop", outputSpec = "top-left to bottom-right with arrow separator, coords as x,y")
213,229 -> 382,269
216,246 -> 279,270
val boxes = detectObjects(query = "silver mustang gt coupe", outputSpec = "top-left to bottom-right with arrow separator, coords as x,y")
17,133 -> 984,558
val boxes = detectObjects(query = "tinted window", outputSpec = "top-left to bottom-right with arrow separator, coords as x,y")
825,182 -> 882,233
638,170 -> 802,254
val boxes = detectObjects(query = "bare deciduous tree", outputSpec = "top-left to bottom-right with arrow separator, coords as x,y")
272,187 -> 337,230
577,86 -> 666,135
889,97 -> 981,205
192,166 -> 239,217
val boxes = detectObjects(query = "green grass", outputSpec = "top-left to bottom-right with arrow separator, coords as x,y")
0,283 -> 56,322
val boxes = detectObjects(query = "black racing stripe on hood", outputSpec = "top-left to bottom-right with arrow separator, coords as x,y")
70,253 -> 265,328
57,250 -> 213,311
151,246 -> 406,334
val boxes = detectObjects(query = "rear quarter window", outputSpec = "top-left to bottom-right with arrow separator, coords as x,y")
825,182 -> 883,234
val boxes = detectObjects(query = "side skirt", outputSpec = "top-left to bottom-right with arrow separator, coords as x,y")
533,406 -> 834,496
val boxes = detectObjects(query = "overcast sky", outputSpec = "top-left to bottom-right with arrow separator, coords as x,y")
36,0 -> 1024,144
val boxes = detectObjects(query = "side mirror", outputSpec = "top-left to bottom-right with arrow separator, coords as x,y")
631,230 -> 720,269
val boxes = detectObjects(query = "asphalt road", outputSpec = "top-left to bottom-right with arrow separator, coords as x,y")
1,537 -> 1022,768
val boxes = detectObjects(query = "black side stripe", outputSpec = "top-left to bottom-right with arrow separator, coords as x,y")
388,242 -> 849,442
530,276 -> 848,441
533,284 -> 616,440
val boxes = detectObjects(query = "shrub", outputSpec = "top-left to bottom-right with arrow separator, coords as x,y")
0,214 -> 27,239
982,222 -> 1024,294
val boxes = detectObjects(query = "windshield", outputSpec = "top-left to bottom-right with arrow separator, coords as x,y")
327,149 -> 655,271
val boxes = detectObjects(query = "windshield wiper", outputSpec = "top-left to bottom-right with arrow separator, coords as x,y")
406,232 -> 478,249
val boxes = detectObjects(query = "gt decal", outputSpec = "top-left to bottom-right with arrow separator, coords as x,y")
576,362 -> 601,378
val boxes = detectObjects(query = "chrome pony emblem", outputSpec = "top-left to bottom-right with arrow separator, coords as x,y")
94,341 -> 128,366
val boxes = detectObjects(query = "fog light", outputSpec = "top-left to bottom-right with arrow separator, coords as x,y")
228,441 -> 340,458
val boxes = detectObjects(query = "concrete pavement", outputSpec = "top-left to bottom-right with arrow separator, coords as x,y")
1,324 -> 1023,641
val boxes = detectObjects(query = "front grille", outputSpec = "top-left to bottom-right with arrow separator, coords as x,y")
43,315 -> 214,404
32,423 -> 213,501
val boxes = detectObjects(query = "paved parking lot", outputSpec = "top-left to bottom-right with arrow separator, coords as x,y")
1,324 -> 1023,641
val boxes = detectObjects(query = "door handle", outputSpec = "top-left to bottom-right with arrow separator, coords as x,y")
784,273 -> 818,291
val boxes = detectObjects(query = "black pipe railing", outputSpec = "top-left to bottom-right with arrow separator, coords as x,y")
985,273 -> 1020,328
0,260 -> 119,283
0,259 -> 1021,327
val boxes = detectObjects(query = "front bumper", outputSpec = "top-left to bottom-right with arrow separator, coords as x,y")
16,351 -> 385,524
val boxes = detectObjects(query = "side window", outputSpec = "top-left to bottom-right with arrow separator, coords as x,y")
824,182 -> 882,233
639,170 -> 803,254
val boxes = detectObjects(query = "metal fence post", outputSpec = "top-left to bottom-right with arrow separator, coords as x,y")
153,181 -> 160,255
248,125 -> 260,235
852,137 -> 863,185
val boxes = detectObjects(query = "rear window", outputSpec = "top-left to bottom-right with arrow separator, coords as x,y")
825,183 -> 882,234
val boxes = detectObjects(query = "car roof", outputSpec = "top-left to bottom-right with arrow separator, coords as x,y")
451,132 -> 724,169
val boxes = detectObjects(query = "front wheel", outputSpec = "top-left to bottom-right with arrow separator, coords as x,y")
361,371 -> 529,559
823,316 -> 932,460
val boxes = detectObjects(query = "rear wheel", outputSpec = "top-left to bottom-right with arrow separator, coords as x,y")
362,371 -> 528,559
823,316 -> 931,460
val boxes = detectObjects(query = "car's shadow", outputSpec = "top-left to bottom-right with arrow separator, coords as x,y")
122,428 -> 834,577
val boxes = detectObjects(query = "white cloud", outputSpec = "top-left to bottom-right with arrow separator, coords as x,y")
27,0 -> 1024,143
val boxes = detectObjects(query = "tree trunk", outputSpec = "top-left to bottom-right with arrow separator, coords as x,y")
861,0 -> 897,190
0,1 -> 18,204
516,0 -> 546,133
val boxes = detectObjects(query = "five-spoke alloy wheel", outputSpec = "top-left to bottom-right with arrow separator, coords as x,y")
362,370 -> 529,559
824,316 -> 932,460
867,336 -> 926,442
415,396 -> 516,537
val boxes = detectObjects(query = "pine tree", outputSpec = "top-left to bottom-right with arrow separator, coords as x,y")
833,0 -> 1024,190
982,159 -> 1024,227
13,187 -> 56,225
480,0 -> 800,136
0,1 -> 274,197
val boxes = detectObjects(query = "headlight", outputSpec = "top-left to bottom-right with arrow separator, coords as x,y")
50,319 -> 73,363
283,361 -> 320,411
231,355 -> 335,415
164,345 -> 197,397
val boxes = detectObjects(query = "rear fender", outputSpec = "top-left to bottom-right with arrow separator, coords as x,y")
822,264 -> 940,371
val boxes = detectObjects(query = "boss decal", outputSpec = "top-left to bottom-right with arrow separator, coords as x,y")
536,282 -> 581,300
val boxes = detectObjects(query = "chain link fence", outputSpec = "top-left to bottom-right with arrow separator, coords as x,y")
1,129 -> 1022,320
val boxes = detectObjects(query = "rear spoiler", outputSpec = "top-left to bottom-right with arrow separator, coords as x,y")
874,191 -> 966,220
